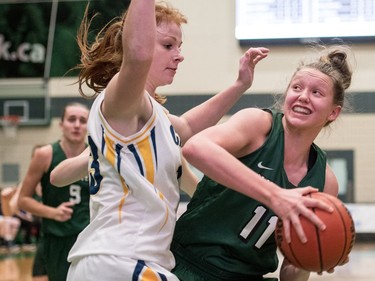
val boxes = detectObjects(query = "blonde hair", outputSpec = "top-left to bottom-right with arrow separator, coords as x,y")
295,45 -> 353,109
275,44 -> 354,126
75,2 -> 187,104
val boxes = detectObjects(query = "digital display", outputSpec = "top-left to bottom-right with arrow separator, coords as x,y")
236,0 -> 375,45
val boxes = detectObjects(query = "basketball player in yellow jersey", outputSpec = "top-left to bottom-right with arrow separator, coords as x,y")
58,1 -> 269,280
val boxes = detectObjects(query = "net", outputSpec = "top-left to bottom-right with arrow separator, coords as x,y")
0,115 -> 20,139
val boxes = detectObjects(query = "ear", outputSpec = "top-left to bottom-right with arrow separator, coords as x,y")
327,105 -> 342,122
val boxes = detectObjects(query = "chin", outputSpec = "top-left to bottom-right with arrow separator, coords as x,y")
163,79 -> 174,86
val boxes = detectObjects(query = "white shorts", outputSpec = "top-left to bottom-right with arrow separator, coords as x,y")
67,255 -> 179,281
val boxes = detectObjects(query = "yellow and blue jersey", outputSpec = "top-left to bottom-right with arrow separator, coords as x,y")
68,91 -> 182,272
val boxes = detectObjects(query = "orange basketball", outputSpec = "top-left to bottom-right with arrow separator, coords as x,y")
274,192 -> 356,272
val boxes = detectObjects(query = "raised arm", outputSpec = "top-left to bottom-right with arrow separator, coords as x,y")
170,47 -> 269,145
102,0 -> 155,131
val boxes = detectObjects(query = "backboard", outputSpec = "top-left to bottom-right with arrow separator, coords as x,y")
0,79 -> 50,126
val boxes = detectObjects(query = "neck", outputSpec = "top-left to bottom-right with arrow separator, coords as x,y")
59,139 -> 85,159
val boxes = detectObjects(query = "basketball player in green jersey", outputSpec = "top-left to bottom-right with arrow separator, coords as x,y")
18,102 -> 90,281
1,145 -> 48,281
172,45 -> 353,281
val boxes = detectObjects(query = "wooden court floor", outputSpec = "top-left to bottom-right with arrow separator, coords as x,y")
0,242 -> 374,281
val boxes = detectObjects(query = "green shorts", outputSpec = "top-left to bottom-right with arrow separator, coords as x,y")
172,256 -> 277,281
44,233 -> 78,281
32,237 -> 47,277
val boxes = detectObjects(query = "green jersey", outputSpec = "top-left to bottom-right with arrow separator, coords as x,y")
172,110 -> 327,280
40,141 -> 90,237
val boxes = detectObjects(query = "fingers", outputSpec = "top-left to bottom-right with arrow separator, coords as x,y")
246,47 -> 269,65
61,202 -> 74,215
62,201 -> 76,207
290,215 -> 308,244
300,187 -> 319,195
301,189 -> 334,215
318,256 -> 349,275
292,196 -> 329,241
282,211 -> 309,244
341,256 -> 349,265
282,219 -> 292,244
279,188 -> 333,244
55,201 -> 75,221
318,267 -> 335,275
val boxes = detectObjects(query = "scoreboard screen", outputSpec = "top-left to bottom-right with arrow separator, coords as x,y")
236,0 -> 375,45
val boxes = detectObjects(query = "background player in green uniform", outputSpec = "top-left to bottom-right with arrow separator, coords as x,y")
18,102 -> 90,281
1,145 -> 47,281
173,44 -> 354,281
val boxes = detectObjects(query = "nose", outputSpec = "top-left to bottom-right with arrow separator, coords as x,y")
74,119 -> 82,127
173,48 -> 184,63
174,53 -> 184,63
298,90 -> 309,103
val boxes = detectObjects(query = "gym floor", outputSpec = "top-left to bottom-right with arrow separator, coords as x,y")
266,242 -> 375,281
0,242 -> 374,281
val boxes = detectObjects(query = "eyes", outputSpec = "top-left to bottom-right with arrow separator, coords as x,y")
291,83 -> 325,97
158,36 -> 182,52
164,43 -> 173,50
163,43 -> 182,53
66,116 -> 88,125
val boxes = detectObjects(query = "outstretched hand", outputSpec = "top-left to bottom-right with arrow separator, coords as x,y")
237,47 -> 269,89
271,187 -> 334,243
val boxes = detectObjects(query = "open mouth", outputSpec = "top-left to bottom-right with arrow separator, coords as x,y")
293,106 -> 311,115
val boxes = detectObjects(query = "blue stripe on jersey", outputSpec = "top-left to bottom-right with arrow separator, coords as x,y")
132,260 -> 144,281
115,143 -> 123,173
100,125 -> 105,154
128,144 -> 144,176
132,260 -> 168,281
150,127 -> 158,167
88,135 -> 102,195
159,273 -> 167,281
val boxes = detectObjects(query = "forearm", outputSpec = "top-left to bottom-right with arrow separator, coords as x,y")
182,137 -> 279,206
181,82 -> 247,136
123,0 -> 155,61
18,196 -> 55,219
50,147 -> 89,187
180,47 -> 269,136
50,158 -> 87,187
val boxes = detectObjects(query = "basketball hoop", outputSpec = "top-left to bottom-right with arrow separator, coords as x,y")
0,115 -> 20,139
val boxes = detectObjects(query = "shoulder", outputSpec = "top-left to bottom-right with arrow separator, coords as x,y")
212,108 -> 273,157
34,144 -> 53,158
323,164 -> 339,196
229,108 -> 273,132
31,144 -> 53,171
233,107 -> 272,120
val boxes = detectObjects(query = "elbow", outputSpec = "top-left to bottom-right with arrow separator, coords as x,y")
50,169 -> 62,187
124,43 -> 154,67
182,137 -> 203,165
17,196 -> 25,211
50,170 -> 57,186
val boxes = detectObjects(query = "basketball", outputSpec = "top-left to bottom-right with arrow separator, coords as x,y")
274,192 -> 356,272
